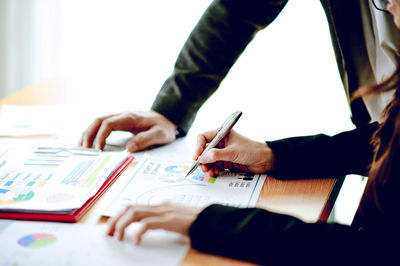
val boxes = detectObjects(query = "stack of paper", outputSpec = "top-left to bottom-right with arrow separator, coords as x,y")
0,143 -> 131,217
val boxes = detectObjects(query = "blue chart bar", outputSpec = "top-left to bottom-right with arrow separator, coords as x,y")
23,154 -> 70,168
62,161 -> 84,186
62,160 -> 94,186
5,181 -> 14,186
191,170 -> 204,181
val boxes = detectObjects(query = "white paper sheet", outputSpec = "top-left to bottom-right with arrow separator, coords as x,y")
102,157 -> 266,217
0,104 -> 99,138
0,220 -> 189,266
0,105 -> 68,136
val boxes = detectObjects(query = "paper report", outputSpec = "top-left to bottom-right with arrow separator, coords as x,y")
103,157 -> 266,217
0,143 -> 129,213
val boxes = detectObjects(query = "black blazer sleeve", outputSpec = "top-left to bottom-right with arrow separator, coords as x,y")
267,122 -> 379,179
151,0 -> 288,135
189,204 -> 388,265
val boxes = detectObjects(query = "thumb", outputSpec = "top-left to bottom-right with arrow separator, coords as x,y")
199,147 -> 238,164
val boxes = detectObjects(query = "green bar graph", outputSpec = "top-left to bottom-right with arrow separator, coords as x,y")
84,156 -> 111,188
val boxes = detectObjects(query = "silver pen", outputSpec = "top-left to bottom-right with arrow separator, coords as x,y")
185,111 -> 242,177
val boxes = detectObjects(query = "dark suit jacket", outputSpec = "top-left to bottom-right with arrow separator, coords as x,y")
187,123 -> 398,265
189,203 -> 396,265
151,0 -> 372,136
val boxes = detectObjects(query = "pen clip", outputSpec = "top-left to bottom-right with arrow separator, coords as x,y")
218,112 -> 234,131
218,111 -> 242,132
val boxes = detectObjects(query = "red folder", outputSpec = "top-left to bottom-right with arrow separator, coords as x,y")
0,156 -> 134,223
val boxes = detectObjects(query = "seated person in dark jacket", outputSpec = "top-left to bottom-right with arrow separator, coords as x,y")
106,1 -> 400,264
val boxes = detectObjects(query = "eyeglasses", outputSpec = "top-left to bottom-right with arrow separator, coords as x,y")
372,0 -> 390,13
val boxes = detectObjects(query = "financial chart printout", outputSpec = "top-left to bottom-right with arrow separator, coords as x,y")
0,220 -> 189,266
103,157 -> 266,217
0,144 -> 129,212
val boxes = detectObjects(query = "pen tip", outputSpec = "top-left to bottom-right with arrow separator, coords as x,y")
185,169 -> 193,178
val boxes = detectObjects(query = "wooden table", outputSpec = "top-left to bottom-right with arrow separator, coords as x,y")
0,82 -> 340,265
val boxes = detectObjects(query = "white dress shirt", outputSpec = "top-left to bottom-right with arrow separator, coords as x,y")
360,1 -> 400,122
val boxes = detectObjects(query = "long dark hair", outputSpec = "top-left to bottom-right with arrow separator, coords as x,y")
353,65 -> 400,226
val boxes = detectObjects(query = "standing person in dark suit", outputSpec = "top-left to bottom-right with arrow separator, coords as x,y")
106,2 -> 400,264
79,0 -> 400,153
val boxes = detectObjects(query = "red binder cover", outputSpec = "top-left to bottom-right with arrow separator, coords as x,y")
0,156 -> 134,223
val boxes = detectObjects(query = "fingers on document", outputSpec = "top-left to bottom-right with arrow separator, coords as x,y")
80,115 -> 113,149
107,205 -> 168,244
93,115 -> 126,150
125,126 -> 170,153
86,114 -> 137,150
107,205 -> 130,237
134,217 -> 166,245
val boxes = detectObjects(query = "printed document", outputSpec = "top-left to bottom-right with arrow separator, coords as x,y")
0,143 -> 129,213
0,220 -> 189,266
102,157 -> 266,217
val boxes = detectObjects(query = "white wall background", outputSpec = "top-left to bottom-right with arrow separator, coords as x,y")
0,0 -> 60,97
0,0 -> 355,140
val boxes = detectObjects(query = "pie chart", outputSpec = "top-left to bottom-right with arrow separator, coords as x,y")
164,165 -> 189,174
18,233 -> 57,248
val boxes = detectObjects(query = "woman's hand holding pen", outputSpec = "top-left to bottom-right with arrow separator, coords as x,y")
194,129 -> 276,177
